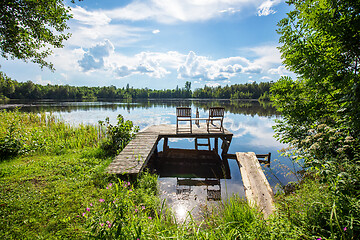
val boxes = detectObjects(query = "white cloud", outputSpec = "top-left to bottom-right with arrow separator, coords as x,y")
63,40 -> 288,83
78,40 -> 114,71
250,45 -> 282,66
261,76 -> 272,80
34,75 -> 51,85
104,0 -> 281,24
177,51 -> 265,81
112,51 -> 182,78
219,7 -> 239,14
268,65 -> 290,76
67,23 -> 145,48
152,29 -> 160,34
71,6 -> 111,25
257,0 -> 280,16
205,82 -> 221,88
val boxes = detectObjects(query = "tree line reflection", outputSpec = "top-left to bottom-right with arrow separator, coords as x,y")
1,99 -> 280,117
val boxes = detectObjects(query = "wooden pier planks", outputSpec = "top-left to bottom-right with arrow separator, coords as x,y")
106,123 -> 233,175
107,132 -> 159,175
236,152 -> 275,219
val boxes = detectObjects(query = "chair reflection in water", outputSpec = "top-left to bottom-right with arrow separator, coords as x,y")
176,178 -> 221,201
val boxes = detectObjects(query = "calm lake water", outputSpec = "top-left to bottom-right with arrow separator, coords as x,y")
2,99 -> 300,221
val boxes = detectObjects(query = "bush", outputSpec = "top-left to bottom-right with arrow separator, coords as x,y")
100,114 -> 139,156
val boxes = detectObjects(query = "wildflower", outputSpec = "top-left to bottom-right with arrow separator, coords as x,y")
109,183 -> 113,187
309,143 -> 320,151
86,207 -> 90,212
90,203 -> 93,206
129,189 -> 132,192
336,148 -> 344,153
141,206 -> 145,210
99,198 -> 105,203
316,238 -> 321,240
100,223 -> 104,227
106,221 -> 111,228
344,227 -> 347,231
82,213 -> 86,217
76,215 -> 79,218
148,217 -> 152,220
344,136 -> 353,143
127,182 -> 131,186
314,133 -> 323,138
135,208 -> 138,212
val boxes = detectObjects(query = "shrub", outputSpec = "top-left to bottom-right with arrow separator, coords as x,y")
99,114 -> 139,156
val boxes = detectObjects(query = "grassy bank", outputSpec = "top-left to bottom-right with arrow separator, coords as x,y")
0,110 -> 357,239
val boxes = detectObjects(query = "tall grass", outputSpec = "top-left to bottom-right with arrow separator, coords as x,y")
0,109 -> 103,159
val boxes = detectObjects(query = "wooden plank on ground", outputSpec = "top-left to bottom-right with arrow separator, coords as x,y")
236,152 -> 275,219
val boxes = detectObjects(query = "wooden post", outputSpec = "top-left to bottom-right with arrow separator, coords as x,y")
163,137 -> 169,151
154,146 -> 158,158
220,135 -> 232,156
215,138 -> 218,153
195,108 -> 199,125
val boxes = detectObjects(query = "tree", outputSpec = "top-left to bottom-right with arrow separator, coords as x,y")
274,0 -> 360,136
272,2 -> 360,238
0,0 -> 72,70
185,81 -> 191,92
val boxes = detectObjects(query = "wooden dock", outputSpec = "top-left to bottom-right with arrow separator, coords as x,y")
107,123 -> 233,175
236,152 -> 275,219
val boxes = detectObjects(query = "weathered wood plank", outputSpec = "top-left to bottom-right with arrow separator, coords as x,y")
107,133 -> 159,175
107,124 -> 233,175
236,152 -> 275,219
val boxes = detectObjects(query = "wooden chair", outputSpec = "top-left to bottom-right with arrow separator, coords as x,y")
176,107 -> 192,133
207,107 -> 225,132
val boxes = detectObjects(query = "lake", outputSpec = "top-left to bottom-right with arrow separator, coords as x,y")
1,99 -> 300,221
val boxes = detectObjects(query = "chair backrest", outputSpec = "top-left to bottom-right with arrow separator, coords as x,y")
176,107 -> 191,117
209,107 -> 225,117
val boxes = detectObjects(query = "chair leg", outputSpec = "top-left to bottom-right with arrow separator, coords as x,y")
190,119 -> 192,133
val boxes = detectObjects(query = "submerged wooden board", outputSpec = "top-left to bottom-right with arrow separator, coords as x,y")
106,124 -> 233,175
236,152 -> 275,219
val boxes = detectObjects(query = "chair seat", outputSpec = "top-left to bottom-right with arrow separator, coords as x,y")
208,117 -> 223,121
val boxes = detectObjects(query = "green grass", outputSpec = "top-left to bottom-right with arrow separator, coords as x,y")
1,110 -> 358,239
0,149 -> 114,239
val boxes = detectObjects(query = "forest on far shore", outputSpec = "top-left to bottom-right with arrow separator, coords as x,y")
0,73 -> 272,101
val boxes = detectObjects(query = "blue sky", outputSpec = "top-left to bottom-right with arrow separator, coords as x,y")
0,0 -> 296,90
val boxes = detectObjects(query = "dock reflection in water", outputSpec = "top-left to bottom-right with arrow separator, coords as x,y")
147,148 -> 241,222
